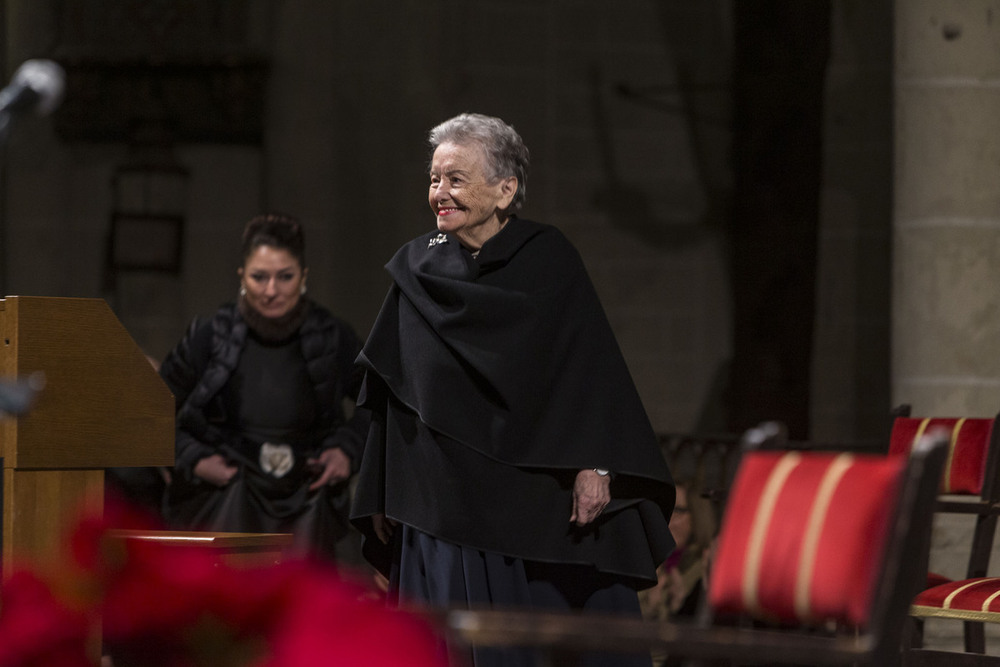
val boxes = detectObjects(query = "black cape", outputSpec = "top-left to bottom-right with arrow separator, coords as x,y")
351,218 -> 675,588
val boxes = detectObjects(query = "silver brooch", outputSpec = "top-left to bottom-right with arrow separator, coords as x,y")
260,442 -> 294,478
428,233 -> 448,248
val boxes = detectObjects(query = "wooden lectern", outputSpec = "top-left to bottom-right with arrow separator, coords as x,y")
0,296 -> 174,573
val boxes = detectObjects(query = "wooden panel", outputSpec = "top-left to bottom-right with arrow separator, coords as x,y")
0,296 -> 173,469
0,300 -> 14,455
3,468 -> 104,574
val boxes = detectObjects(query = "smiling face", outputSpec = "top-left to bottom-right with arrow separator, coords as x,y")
238,245 -> 308,319
428,140 -> 517,251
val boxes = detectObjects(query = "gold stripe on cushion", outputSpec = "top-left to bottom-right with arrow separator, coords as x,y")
742,452 -> 802,617
982,586 -> 1000,612
912,418 -> 930,451
794,453 -> 854,621
942,418 -> 965,494
910,419 -> 935,493
944,579 -> 989,609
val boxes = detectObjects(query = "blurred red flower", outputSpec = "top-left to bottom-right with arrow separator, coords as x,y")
263,567 -> 446,667
0,510 -> 448,667
0,570 -> 92,667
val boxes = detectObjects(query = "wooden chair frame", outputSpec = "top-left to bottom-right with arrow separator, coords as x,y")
890,409 -> 1000,664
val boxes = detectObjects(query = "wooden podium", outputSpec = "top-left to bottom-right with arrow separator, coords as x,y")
0,296 -> 174,572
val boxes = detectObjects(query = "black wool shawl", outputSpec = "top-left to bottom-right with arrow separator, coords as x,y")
351,218 -> 675,587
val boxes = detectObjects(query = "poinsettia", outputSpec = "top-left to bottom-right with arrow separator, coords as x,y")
0,570 -> 92,667
263,567 -> 447,667
0,507 -> 448,667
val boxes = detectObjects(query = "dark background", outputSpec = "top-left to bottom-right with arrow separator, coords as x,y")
0,0 -> 893,442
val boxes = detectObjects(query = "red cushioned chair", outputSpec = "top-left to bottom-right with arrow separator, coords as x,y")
888,414 -> 1000,662
440,427 -> 948,667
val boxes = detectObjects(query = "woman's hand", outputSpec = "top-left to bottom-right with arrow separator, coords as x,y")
307,447 -> 351,491
373,513 -> 398,544
193,454 -> 238,487
570,469 -> 611,526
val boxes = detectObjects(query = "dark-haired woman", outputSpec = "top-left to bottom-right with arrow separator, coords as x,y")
159,213 -> 368,562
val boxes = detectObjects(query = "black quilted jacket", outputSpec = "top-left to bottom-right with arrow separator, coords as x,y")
159,301 -> 368,482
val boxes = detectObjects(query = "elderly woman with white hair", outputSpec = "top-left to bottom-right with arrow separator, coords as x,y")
351,113 -> 675,666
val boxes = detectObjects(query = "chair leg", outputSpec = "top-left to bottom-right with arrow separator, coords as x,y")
902,616 -> 925,650
964,620 -> 986,654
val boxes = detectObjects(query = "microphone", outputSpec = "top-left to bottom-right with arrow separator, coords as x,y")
0,59 -> 65,117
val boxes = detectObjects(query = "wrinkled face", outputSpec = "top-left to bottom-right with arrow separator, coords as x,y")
238,245 -> 307,319
428,140 -> 516,250
668,486 -> 692,549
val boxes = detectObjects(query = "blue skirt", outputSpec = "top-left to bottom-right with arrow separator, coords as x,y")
390,525 -> 652,667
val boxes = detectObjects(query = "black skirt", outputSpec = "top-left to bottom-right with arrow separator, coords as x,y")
391,525 -> 652,667
164,442 -> 351,562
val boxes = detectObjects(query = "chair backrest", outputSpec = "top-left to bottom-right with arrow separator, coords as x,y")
889,416 -> 999,498
890,415 -> 1000,587
708,433 -> 947,632
659,431 -> 742,528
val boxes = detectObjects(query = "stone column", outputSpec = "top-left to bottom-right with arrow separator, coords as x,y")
894,1 -> 1000,417
894,1 -> 1000,651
